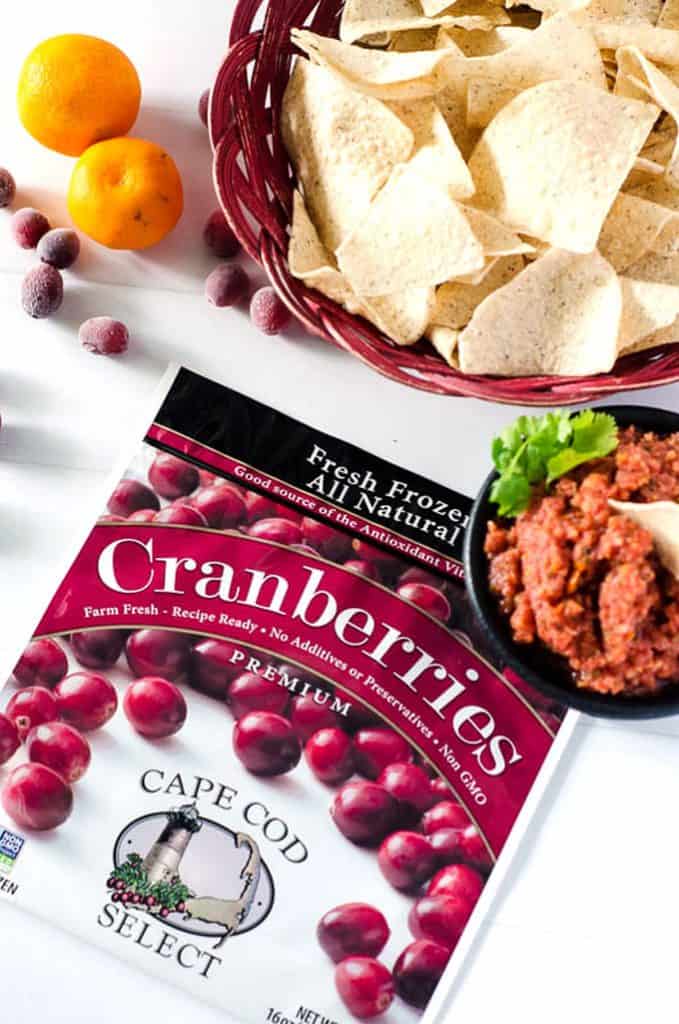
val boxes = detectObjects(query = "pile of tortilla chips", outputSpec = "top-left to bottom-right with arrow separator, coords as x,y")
281,0 -> 679,376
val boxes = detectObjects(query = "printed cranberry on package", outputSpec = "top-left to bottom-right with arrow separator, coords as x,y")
0,368 -> 572,1023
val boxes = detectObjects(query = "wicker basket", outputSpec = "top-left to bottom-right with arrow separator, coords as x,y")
210,0 -> 679,405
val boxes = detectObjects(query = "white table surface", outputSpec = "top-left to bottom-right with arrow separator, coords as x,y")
1,3 -> 678,1021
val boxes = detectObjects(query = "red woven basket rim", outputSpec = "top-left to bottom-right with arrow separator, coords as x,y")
210,0 -> 679,404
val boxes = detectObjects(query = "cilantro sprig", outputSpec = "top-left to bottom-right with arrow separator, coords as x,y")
489,410 -> 619,517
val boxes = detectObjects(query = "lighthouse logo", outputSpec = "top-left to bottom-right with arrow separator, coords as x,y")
105,803 -> 274,948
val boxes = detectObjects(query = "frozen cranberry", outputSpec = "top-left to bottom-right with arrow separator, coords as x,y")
13,637 -> 68,688
80,317 -> 130,355
22,264 -> 63,318
204,209 -> 241,259
430,777 -> 451,803
55,672 -> 118,731
353,728 -> 412,780
154,504 -> 207,526
397,583 -> 451,622
127,508 -> 156,522
398,567 -> 443,589
191,639 -> 244,698
335,957 -> 394,1019
6,687 -> 58,740
378,831 -> 437,891
148,452 -> 199,500
229,673 -> 288,719
343,559 -> 380,581
351,541 -> 401,574
37,228 -> 80,269
198,469 -> 217,488
26,721 -> 91,784
408,894 -> 473,950
250,287 -> 291,335
243,492 -> 301,524
305,728 -> 354,785
206,264 -> 250,307
198,88 -> 210,126
331,781 -> 398,845
12,207 -> 50,248
70,630 -> 126,670
427,864 -> 484,904
108,479 -> 160,518
429,829 -> 465,866
459,825 -> 492,874
126,630 -> 191,683
2,763 -> 73,831
318,903 -> 390,963
393,941 -> 450,1009
0,168 -> 16,208
301,519 -> 352,561
123,677 -> 187,739
343,704 -> 382,733
290,694 -> 339,741
422,801 -> 469,835
377,762 -> 435,820
0,714 -> 20,765
192,484 -> 246,528
247,517 -> 303,546
233,712 -> 301,776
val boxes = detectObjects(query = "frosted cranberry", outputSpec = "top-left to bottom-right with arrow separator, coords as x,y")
2,763 -> 73,831
331,781 -> 398,845
108,479 -> 160,518
398,567 -> 443,589
429,829 -> 465,866
148,453 -> 199,499
377,762 -> 435,819
204,210 -> 241,259
26,722 -> 91,784
0,714 -> 20,765
126,630 -> 191,683
0,168 -> 16,208
22,264 -> 63,318
37,228 -> 80,269
335,958 -> 394,1019
301,519 -> 352,560
459,825 -> 492,874
343,559 -> 380,581
305,728 -> 354,785
397,583 -> 451,622
250,287 -> 291,335
6,687 -> 58,740
393,941 -> 450,1009
55,672 -> 118,731
378,831 -> 437,891
198,88 -> 210,126
80,317 -> 129,355
13,637 -> 67,688
430,777 -> 451,803
427,864 -> 484,904
233,712 -> 301,776
244,492 -> 301,524
409,895 -> 474,950
290,694 -> 339,741
247,517 -> 303,546
318,903 -> 390,963
12,207 -> 50,248
206,264 -> 250,307
154,504 -> 207,526
353,728 -> 412,780
229,673 -> 288,719
70,630 -> 126,670
191,639 -> 244,698
422,801 -> 469,835
123,677 -> 187,739
192,484 -> 246,528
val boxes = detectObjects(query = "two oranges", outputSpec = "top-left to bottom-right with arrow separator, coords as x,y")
18,34 -> 183,249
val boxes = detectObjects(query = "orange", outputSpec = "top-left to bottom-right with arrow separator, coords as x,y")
18,34 -> 141,157
68,138 -> 184,250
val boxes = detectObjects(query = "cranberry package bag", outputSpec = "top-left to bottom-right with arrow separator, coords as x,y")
0,367 -> 573,1023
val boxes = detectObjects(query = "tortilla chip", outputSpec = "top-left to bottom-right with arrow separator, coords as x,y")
390,27 -> 441,50
659,0 -> 679,26
620,315 -> 679,351
608,500 -> 679,579
431,255 -> 525,327
426,324 -> 461,365
440,25 -> 531,56
336,165 -> 484,295
361,290 -> 437,344
388,99 -> 475,197
507,0 -> 591,12
421,0 -> 459,14
468,81 -> 659,252
618,275 -> 679,350
340,0 -> 461,44
581,0 -> 662,22
630,174 -> 679,209
281,59 -> 414,251
291,28 -> 452,99
457,249 -> 622,375
591,23 -> 679,64
462,207 -> 534,256
597,192 -> 679,271
615,46 -> 679,184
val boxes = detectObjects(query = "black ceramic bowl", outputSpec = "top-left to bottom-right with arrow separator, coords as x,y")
464,405 -> 679,718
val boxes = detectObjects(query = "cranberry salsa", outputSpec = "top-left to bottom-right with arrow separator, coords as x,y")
485,411 -> 679,697
0,369 -> 569,1024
